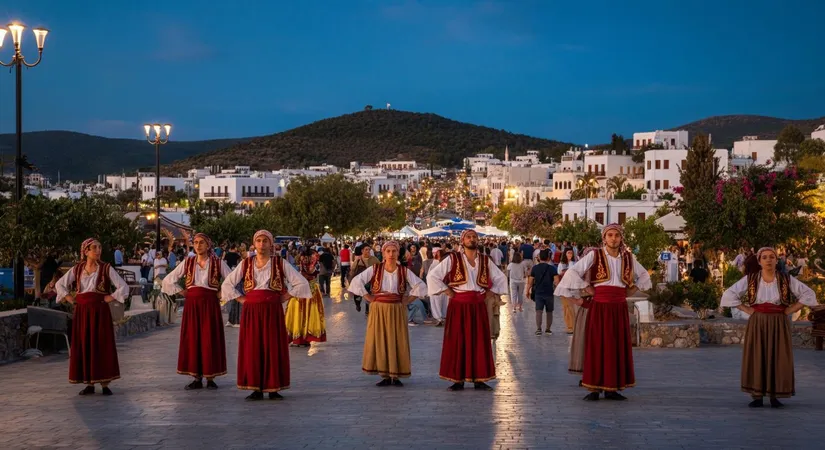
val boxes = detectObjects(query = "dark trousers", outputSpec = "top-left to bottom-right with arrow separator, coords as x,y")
228,300 -> 242,325
340,266 -> 350,287
318,274 -> 331,295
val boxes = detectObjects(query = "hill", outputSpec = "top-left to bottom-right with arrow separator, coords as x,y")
0,131 -> 251,181
164,110 -> 574,174
670,115 -> 825,148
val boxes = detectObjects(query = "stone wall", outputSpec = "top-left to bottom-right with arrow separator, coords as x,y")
699,319 -> 816,349
113,310 -> 161,340
638,322 -> 701,348
638,319 -> 816,349
0,310 -> 27,363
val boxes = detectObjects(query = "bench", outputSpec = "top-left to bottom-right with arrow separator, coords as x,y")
26,306 -> 71,355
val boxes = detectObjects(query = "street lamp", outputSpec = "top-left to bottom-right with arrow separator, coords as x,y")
143,123 -> 172,252
1,22 -> 48,301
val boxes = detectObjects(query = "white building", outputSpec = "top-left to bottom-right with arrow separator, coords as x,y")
105,172 -> 187,201
811,124 -> 825,141
379,160 -> 417,171
632,130 -> 689,150
198,167 -> 286,206
307,164 -> 340,173
643,148 -> 729,195
583,152 -> 643,181
731,136 -> 778,168
561,199 -> 666,226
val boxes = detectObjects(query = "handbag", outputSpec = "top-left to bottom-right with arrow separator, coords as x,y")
530,264 -> 550,301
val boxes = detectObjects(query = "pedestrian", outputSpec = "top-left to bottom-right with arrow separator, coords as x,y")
527,249 -> 558,335
507,251 -> 527,312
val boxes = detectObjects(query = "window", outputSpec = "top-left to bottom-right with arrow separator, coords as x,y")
565,214 -> 569,222
618,212 -> 626,224
664,160 -> 669,169
637,213 -> 645,220
588,165 -> 592,173
647,161 -> 651,170
671,138 -> 676,146
573,213 -> 577,220
752,152 -> 758,160
619,167 -> 624,174
664,180 -> 670,189
655,160 -> 661,169
647,181 -> 651,189
635,139 -> 640,148
595,212 -> 605,224
600,164 -> 605,173
681,159 -> 686,168
655,180 -> 661,190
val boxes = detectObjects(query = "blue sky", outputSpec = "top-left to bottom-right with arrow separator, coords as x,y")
1,0 -> 823,144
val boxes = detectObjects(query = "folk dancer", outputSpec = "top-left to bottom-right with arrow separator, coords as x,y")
221,230 -> 311,400
560,247 -> 597,384
285,247 -> 327,346
348,241 -> 428,386
429,246 -> 450,327
162,233 -> 232,390
56,238 -> 129,396
427,229 -> 508,391
721,246 -> 817,408
554,224 -> 651,400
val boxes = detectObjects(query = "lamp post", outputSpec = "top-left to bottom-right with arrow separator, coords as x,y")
1,23 -> 49,301
143,123 -> 172,252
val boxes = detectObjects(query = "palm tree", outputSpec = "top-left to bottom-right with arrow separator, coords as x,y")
574,173 -> 600,199
606,175 -> 628,195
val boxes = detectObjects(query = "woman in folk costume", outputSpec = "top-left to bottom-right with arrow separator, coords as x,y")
560,247 -> 597,382
285,247 -> 327,346
56,238 -> 129,396
721,246 -> 817,408
554,224 -> 651,401
221,230 -> 311,400
162,233 -> 232,390
348,240 -> 428,386
427,229 -> 509,391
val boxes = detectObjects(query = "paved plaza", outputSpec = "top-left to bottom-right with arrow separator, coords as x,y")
3,281 -> 825,449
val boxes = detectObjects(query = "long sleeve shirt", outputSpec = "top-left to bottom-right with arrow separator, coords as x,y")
220,257 -> 312,301
161,257 -> 233,295
720,275 -> 817,307
55,265 -> 130,304
347,265 -> 428,298
426,252 -> 508,296
553,249 -> 652,298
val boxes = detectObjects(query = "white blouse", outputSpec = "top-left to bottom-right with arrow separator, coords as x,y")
347,265 -> 428,298
56,265 -> 130,304
554,249 -> 652,297
720,275 -> 817,307
161,257 -> 233,295
221,257 -> 312,301
426,252 -> 509,296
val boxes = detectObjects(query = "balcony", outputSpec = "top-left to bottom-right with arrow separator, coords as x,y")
203,192 -> 229,198
242,192 -> 275,198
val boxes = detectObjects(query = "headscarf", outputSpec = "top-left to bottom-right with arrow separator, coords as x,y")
80,238 -> 98,264
601,223 -> 624,240
756,247 -> 777,260
253,230 -> 274,246
382,240 -> 400,253
460,229 -> 478,241
193,232 -> 214,257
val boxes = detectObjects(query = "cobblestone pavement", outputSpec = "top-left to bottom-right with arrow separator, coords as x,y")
3,280 -> 825,449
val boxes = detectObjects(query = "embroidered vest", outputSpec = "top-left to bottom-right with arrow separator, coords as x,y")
73,262 -> 112,295
369,263 -> 408,295
300,255 -> 319,281
242,256 -> 285,294
184,255 -> 221,290
443,252 -> 492,289
589,248 -> 635,288
744,272 -> 793,306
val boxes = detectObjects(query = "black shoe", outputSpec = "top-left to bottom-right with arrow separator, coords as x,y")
356,304 -> 362,312
448,382 -> 465,391
604,391 -> 627,401
206,380 -> 218,390
583,392 -> 600,401
392,378 -> 404,387
246,391 -> 264,401
376,378 -> 392,387
474,382 -> 494,391
770,397 -> 784,408
578,380 -> 583,387
185,379 -> 204,390
748,398 -> 763,408
101,387 -> 113,396
268,392 -> 284,400
79,385 -> 95,396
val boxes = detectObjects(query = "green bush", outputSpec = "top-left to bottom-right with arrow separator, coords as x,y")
645,283 -> 685,320
685,280 -> 721,319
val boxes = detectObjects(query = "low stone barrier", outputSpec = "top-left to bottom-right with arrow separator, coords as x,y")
114,310 -> 161,340
0,309 -> 27,363
638,319 -> 816,349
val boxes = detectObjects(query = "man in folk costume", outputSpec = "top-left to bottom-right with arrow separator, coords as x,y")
56,238 -> 130,396
162,232 -> 232,390
221,230 -> 311,401
721,247 -> 816,408
348,241 -> 427,386
554,224 -> 651,400
427,229 -> 508,391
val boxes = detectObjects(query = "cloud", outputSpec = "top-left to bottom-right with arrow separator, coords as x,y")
380,0 -> 533,46
151,24 -> 215,62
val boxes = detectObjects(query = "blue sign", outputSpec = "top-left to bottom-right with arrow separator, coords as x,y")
660,252 -> 672,261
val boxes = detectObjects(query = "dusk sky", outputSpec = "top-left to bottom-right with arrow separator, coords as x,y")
1,0 -> 823,144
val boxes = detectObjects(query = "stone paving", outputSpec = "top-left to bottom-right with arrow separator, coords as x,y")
2,279 -> 825,449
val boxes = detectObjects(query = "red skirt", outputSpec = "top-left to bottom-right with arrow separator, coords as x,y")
439,291 -> 496,383
69,292 -> 120,384
582,286 -> 635,391
237,290 -> 290,392
177,287 -> 227,378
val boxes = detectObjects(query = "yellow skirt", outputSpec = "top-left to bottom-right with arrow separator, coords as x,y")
362,302 -> 411,378
285,280 -> 327,344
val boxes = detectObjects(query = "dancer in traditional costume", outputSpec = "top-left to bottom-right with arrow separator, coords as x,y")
285,248 -> 327,346
56,238 -> 129,396
427,229 -> 508,391
561,247 -> 597,382
554,224 -> 651,400
221,230 -> 311,400
162,232 -> 232,390
429,246 -> 450,327
721,246 -> 817,408
348,241 -> 427,386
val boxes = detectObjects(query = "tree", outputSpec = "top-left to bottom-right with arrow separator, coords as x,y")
491,203 -> 523,234
799,138 -> 825,159
623,216 -> 671,269
613,186 -> 647,200
774,125 -> 806,164
676,134 -> 721,247
364,105 -> 373,111
116,188 -> 141,211
553,218 -> 601,247
509,199 -> 561,238
197,212 -> 255,245
610,133 -> 629,152
606,175 -> 628,194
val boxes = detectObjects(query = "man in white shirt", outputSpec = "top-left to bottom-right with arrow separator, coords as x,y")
489,243 -> 503,269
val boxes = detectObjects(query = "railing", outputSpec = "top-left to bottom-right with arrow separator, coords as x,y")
242,192 -> 275,198
203,192 -> 229,198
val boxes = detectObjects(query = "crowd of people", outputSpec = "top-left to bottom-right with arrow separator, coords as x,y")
48,223 -> 818,408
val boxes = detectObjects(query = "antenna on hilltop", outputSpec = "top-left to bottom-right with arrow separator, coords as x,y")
386,102 -> 392,110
